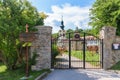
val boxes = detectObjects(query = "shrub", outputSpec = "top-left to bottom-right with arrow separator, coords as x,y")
51,45 -> 60,59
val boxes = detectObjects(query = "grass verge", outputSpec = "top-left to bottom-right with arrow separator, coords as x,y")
66,50 -> 100,66
0,63 -> 50,80
110,61 -> 120,70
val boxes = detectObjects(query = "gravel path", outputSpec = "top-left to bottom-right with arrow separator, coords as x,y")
54,54 -> 100,69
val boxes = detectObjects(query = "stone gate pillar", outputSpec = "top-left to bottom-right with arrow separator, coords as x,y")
100,26 -> 116,69
31,26 -> 52,70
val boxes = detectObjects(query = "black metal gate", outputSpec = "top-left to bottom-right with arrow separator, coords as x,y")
51,31 -> 103,69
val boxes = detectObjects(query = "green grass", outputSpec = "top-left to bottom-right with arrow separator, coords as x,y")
71,51 -> 99,61
0,63 -> 50,80
110,61 -> 120,70
0,65 -> 7,73
66,51 -> 100,66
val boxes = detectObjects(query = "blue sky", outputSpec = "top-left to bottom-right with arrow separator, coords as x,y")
28,0 -> 96,33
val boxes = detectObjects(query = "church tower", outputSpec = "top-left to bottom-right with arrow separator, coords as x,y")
57,16 -> 66,47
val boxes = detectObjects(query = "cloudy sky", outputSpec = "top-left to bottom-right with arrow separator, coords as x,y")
28,0 -> 96,33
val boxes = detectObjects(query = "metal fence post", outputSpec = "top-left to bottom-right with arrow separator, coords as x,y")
83,32 -> 86,69
69,33 -> 71,68
101,39 -> 104,68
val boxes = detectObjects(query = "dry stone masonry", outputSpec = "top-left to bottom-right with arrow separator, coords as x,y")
31,26 -> 52,70
100,26 -> 120,69
30,26 -> 120,70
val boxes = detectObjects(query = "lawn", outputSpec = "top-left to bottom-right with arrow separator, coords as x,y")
71,51 -> 100,61
66,50 -> 100,66
0,63 -> 50,80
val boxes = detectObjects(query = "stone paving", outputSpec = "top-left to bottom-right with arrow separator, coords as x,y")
43,69 -> 120,80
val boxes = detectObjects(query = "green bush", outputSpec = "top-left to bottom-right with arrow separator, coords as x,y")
19,50 -> 38,71
51,44 -> 60,67
110,61 -> 120,70
29,51 -> 38,66
51,45 -> 60,59
0,0 -> 44,70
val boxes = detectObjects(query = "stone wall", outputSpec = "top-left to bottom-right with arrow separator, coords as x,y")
100,26 -> 120,69
31,26 -> 52,70
114,36 -> 120,63
30,26 -> 120,70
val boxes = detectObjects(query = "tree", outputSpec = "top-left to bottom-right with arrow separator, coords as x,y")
36,12 -> 48,25
66,29 -> 74,38
52,33 -> 58,39
0,0 -> 45,70
89,0 -> 120,35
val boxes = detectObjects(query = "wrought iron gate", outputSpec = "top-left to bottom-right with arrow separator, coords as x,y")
51,31 -> 103,69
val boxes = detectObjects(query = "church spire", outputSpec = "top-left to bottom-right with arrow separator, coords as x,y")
60,16 -> 65,30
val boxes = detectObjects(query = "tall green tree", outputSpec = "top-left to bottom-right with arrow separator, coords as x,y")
0,0 -> 45,70
89,0 -> 120,35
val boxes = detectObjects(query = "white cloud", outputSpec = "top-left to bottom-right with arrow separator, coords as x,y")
44,3 -> 91,33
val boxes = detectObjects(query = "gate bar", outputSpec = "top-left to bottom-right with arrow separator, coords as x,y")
101,39 -> 104,68
69,33 -> 71,68
51,35 -> 53,68
83,33 -> 86,69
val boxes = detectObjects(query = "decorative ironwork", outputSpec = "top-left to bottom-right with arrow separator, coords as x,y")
51,31 -> 103,69
74,34 -> 80,39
